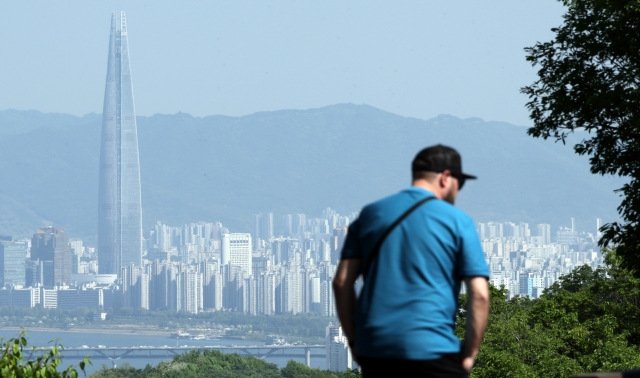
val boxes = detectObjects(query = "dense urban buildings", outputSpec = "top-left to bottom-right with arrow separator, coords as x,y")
479,217 -> 603,298
0,210 -> 603,314
97,11 -> 143,276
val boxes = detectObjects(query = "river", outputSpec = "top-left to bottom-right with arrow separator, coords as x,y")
0,329 -> 326,375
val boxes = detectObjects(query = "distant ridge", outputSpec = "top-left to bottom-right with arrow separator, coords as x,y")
0,104 -> 623,241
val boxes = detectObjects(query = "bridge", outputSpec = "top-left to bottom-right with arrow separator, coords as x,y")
31,345 -> 326,368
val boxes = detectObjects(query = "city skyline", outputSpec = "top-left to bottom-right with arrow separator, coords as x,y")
0,3 -> 635,375
0,9 -> 618,307
97,12 -> 143,276
0,209 -> 603,312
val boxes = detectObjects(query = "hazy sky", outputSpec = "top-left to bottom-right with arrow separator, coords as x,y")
1,1 -> 564,126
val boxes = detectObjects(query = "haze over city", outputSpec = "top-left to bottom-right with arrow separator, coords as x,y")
0,0 -> 622,236
2,1 -> 565,125
0,2 -> 634,376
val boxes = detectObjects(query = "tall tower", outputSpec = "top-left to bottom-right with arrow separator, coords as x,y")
98,12 -> 142,275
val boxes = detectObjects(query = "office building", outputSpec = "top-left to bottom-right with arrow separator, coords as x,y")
58,288 -> 104,310
0,287 -> 40,308
0,241 -> 27,286
326,324 -> 355,372
30,227 -> 72,286
98,12 -> 143,276
222,233 -> 252,274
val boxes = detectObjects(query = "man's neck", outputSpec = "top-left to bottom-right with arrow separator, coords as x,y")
412,180 -> 443,200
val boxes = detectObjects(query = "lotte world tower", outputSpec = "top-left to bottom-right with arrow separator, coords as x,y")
98,12 -> 143,275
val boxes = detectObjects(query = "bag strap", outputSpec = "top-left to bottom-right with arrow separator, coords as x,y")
363,196 -> 437,278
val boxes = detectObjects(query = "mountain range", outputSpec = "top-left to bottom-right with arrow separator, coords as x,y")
0,104 -> 624,243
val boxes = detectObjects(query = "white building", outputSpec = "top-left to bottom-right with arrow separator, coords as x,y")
69,238 -> 84,257
284,266 -> 303,314
41,288 -> 58,308
181,269 -> 203,314
321,280 -> 335,317
222,233 -> 252,275
325,324 -> 355,372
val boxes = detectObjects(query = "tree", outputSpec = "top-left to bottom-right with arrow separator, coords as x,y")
455,260 -> 640,377
91,350 -> 360,378
521,0 -> 640,274
0,331 -> 90,378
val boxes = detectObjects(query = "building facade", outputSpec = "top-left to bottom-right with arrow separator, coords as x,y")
0,241 -> 27,286
98,11 -> 143,276
30,227 -> 72,286
222,233 -> 252,275
325,324 -> 355,372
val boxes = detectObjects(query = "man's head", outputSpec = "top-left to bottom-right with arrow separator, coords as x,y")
411,144 -> 476,204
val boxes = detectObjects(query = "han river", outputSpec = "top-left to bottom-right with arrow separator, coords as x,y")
0,329 -> 326,375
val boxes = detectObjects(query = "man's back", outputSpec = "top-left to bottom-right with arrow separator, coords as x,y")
341,187 -> 488,360
333,144 -> 490,377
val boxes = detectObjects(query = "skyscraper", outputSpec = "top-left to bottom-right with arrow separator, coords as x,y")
30,227 -> 72,286
0,241 -> 27,287
252,213 -> 273,249
98,12 -> 143,275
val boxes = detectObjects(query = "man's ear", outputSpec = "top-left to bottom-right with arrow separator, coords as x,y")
439,170 -> 451,188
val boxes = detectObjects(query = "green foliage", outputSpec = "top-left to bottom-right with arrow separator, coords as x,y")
456,258 -> 640,377
0,331 -> 90,378
91,350 -> 359,378
522,0 -> 640,274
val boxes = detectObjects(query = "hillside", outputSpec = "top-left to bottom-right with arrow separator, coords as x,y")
0,104 -> 623,242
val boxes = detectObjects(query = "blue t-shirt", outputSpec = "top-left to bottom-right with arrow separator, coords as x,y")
341,187 -> 489,360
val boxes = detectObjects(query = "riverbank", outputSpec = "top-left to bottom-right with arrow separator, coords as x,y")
0,325 -> 172,337
0,329 -> 327,374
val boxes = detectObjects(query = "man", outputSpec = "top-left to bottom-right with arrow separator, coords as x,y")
333,144 -> 490,377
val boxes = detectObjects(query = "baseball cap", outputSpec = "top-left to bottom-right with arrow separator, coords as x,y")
412,144 -> 476,189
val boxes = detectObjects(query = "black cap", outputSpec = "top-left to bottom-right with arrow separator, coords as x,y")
412,144 -> 476,187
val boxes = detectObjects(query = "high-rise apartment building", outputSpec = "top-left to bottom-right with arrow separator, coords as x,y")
181,269 -> 203,314
331,227 -> 347,265
201,261 -> 223,311
121,264 -> 149,310
310,276 -> 321,314
294,214 -> 306,237
98,12 -> 143,276
596,218 -> 603,240
282,214 -> 293,236
253,213 -> 274,249
537,224 -> 551,245
283,265 -> 303,314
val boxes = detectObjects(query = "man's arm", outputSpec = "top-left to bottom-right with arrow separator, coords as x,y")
332,258 -> 362,345
461,276 -> 490,372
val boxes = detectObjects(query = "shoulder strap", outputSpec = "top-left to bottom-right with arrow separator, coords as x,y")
363,196 -> 437,278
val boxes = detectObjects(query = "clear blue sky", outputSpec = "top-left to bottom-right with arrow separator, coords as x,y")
0,1 -> 564,125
